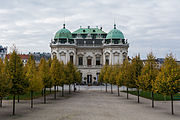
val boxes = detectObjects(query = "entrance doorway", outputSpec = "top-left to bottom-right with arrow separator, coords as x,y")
87,75 -> 92,84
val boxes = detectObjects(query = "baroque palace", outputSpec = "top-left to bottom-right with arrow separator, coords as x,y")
50,24 -> 129,84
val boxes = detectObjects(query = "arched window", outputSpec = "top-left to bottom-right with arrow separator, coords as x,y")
70,55 -> 73,63
123,52 -> 127,61
52,52 -> 57,59
105,56 -> 109,65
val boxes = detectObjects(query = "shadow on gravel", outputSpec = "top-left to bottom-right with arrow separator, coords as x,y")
0,91 -> 79,120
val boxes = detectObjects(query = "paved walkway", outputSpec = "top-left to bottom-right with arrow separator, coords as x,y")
0,87 -> 180,120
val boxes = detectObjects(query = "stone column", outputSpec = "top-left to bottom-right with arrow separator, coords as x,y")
103,52 -> 105,65
119,51 -> 123,64
84,54 -> 86,66
93,54 -> 96,66
66,50 -> 69,64
110,50 -> 113,65
57,50 -> 60,61
73,50 -> 76,65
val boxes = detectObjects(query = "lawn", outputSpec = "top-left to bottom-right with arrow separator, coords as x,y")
3,90 -> 56,100
123,90 -> 180,101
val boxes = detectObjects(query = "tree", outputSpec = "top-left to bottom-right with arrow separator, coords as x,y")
116,65 -> 123,96
38,58 -> 52,104
75,70 -> 82,91
98,66 -> 104,84
64,62 -> 75,94
7,50 -> 27,115
47,59 -> 53,92
0,58 -> 4,107
108,65 -> 117,94
0,58 -> 10,107
138,52 -> 158,107
72,67 -> 78,92
102,64 -> 109,92
73,68 -> 81,92
59,61 -> 66,96
25,55 -> 43,108
131,54 -> 143,103
99,64 -> 107,91
122,58 -> 131,99
50,57 -> 60,99
153,54 -> 180,114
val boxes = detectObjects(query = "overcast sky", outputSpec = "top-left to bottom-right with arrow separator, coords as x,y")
0,0 -> 180,60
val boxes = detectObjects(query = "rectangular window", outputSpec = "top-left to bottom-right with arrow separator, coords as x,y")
87,59 -> 91,66
70,56 -> 73,63
79,57 -> 83,65
96,57 -> 100,65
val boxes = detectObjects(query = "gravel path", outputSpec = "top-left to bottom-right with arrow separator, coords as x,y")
0,86 -> 180,120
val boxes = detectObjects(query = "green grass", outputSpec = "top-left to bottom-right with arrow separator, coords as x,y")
3,90 -> 56,100
123,90 -> 180,101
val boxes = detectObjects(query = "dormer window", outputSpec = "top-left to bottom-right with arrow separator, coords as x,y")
81,34 -> 87,39
93,30 -> 96,32
92,34 -> 96,39
83,30 -> 86,32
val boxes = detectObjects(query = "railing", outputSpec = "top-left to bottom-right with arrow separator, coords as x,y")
77,65 -> 103,69
50,42 -> 129,47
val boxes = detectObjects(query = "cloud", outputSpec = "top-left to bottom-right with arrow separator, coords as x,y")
0,0 -> 180,60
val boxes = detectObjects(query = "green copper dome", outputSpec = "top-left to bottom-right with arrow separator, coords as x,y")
54,24 -> 72,39
106,24 -> 124,39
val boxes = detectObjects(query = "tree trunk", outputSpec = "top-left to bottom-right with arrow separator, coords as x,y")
54,85 -> 56,99
17,95 -> 20,103
171,94 -> 174,115
105,83 -> 107,92
13,95 -> 15,115
57,86 -> 58,92
117,85 -> 120,96
137,89 -> 140,103
127,87 -> 129,99
44,88 -> 46,104
74,83 -> 76,92
50,88 -> 51,93
69,84 -> 71,94
0,97 -> 3,107
31,91 -> 33,108
62,84 -> 64,97
111,84 -> 113,94
152,92 -> 154,108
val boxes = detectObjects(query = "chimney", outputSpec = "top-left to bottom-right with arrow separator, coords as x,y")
88,26 -> 90,29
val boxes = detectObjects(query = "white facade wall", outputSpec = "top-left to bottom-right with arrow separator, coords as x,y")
51,44 -> 128,84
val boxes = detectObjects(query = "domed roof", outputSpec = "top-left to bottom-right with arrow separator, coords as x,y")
54,24 -> 72,39
106,24 -> 124,39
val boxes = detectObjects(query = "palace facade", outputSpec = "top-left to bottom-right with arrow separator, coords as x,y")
50,24 -> 129,84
